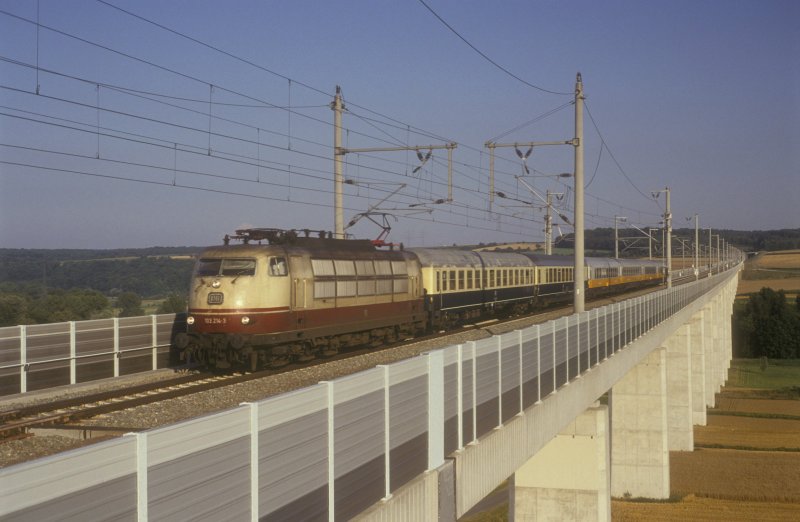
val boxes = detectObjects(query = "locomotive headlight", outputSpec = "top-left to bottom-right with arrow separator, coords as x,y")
186,316 -> 195,325
211,280 -> 221,288
241,316 -> 251,325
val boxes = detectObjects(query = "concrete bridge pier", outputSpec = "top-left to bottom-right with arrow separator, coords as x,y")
723,280 -> 734,380
689,312 -> 707,426
609,347 -> 670,499
510,404 -> 610,522
665,324 -> 693,451
702,303 -> 718,407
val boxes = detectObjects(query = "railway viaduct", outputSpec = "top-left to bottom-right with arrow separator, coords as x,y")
358,266 -> 738,521
0,263 -> 739,521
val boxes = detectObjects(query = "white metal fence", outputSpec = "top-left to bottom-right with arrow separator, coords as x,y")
0,267 -> 715,398
0,266 -> 739,521
0,314 -> 184,396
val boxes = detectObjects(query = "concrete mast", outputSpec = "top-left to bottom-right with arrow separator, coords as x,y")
665,187 -> 672,288
332,86 -> 344,238
573,73 -> 585,313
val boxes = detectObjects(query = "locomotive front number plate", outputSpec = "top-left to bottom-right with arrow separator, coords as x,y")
207,292 -> 224,305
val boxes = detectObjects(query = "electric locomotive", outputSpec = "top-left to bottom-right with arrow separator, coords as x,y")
177,228 -> 664,370
176,228 -> 426,369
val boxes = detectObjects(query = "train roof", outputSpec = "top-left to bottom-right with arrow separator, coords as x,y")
199,237 -> 415,261
407,248 -> 483,267
408,248 -> 536,268
521,253 -> 574,267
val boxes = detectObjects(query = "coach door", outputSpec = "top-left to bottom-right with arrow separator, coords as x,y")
289,255 -> 308,309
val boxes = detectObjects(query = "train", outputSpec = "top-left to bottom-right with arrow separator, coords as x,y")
175,228 -> 665,370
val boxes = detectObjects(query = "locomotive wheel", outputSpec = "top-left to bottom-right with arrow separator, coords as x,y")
296,342 -> 315,362
268,356 -> 290,368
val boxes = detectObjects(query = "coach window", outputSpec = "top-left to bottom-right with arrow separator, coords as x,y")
269,257 -> 287,276
466,270 -> 473,289
449,270 -> 457,291
436,271 -> 441,292
458,271 -> 465,290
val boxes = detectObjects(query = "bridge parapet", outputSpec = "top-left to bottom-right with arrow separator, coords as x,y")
0,263 -> 741,521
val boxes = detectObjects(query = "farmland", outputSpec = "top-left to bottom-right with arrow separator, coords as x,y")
613,359 -> 800,520
738,250 -> 800,295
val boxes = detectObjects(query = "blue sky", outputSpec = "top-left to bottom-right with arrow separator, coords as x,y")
0,0 -> 797,249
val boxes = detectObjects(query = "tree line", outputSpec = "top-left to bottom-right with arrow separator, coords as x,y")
555,228 -> 800,256
1,250 -> 196,298
733,288 -> 800,359
0,248 -> 197,326
0,284 -> 187,327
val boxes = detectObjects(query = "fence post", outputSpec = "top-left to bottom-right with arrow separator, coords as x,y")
241,401 -> 260,522
551,324 -> 557,393
19,324 -> 27,394
70,321 -> 76,385
497,336 -> 503,427
133,432 -> 148,522
321,380 -> 335,522
518,330 -> 523,415
576,314 -> 582,376
151,315 -> 158,370
564,317 -> 570,382
637,297 -> 643,338
535,325 -> 542,404
457,344 -> 463,450
378,365 -> 391,499
113,318 -> 120,377
427,350 -> 444,470
469,341 -> 477,444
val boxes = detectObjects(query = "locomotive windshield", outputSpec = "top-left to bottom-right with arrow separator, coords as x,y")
196,258 -> 256,276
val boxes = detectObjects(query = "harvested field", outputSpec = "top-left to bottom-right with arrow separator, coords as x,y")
738,250 -> 800,295
737,277 -> 800,294
694,416 -> 800,449
670,449 -> 800,502
612,495 -> 800,521
756,251 -> 800,269
714,396 -> 800,416
618,366 -> 800,521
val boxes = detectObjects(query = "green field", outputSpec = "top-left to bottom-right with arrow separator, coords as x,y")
727,359 -> 800,390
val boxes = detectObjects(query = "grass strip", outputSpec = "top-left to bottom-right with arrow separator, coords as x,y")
707,410 -> 800,421
694,443 -> 800,452
612,493 -> 685,503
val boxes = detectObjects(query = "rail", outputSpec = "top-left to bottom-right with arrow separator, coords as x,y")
0,261 -> 741,520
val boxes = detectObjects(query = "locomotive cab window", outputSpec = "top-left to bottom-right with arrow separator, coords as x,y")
197,258 -> 256,276
269,257 -> 287,276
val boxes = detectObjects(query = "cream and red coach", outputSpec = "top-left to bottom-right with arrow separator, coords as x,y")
176,229 -> 426,369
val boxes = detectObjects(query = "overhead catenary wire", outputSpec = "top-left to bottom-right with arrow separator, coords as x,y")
415,0 -> 572,96
0,158 -> 542,238
583,100 -> 652,202
0,3 -> 666,245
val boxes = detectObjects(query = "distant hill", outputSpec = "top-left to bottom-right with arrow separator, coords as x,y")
0,247 -> 203,298
557,228 -> 800,255
1,228 -> 798,298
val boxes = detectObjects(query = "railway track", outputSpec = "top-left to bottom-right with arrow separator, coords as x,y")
1,279 -> 686,443
0,371 -> 273,440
